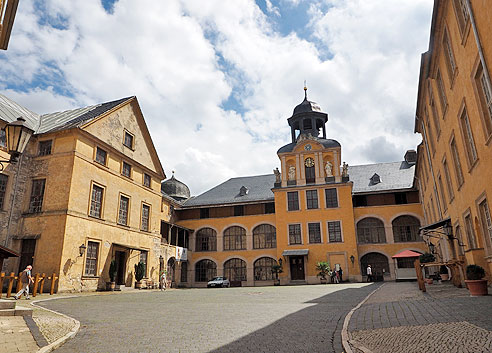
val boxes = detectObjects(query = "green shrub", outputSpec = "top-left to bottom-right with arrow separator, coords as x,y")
466,265 -> 485,280
109,259 -> 117,282
315,261 -> 331,280
134,261 -> 145,282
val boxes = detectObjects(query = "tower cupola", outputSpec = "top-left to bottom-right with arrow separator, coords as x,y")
287,87 -> 328,143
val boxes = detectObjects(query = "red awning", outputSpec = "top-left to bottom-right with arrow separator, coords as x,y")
392,250 -> 421,258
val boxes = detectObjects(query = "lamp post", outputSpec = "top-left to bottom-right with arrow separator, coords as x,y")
1,117 -> 34,170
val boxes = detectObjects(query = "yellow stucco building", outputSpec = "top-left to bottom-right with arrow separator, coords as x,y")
0,94 -> 185,292
415,0 -> 492,282
173,89 -> 427,287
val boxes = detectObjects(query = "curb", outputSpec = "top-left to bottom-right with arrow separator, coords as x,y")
30,296 -> 80,353
341,283 -> 384,353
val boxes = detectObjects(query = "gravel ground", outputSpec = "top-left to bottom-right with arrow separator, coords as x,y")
32,306 -> 77,344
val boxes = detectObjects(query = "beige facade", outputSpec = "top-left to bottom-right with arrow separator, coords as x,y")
415,0 -> 492,281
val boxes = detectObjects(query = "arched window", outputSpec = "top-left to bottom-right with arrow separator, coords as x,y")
360,252 -> 389,280
357,218 -> 386,243
223,226 -> 246,251
392,216 -> 421,242
253,224 -> 276,249
224,258 -> 247,281
195,228 -> 217,252
195,260 -> 217,282
254,257 -> 275,281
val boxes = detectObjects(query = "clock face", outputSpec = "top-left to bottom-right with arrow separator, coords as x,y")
304,144 -> 312,151
305,157 -> 315,167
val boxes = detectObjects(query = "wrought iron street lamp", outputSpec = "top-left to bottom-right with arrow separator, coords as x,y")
79,243 -> 87,257
1,117 -> 34,170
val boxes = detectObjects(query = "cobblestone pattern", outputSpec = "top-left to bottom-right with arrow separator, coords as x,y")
349,284 -> 492,332
32,306 -> 77,344
39,283 -> 378,353
0,317 -> 39,353
351,321 -> 492,353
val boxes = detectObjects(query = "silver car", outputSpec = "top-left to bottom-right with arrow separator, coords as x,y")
207,276 -> 230,288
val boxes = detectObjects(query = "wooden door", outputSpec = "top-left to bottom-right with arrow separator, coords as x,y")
115,251 -> 126,285
289,256 -> 305,280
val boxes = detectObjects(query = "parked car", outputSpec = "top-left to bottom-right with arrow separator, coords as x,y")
207,277 -> 230,288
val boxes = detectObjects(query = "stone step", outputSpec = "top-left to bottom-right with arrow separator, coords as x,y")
0,300 -> 16,310
0,309 -> 15,316
14,306 -> 33,317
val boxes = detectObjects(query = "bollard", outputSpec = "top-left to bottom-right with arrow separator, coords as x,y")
50,273 -> 57,295
39,273 -> 46,295
32,273 -> 40,297
6,272 -> 15,298
0,273 -> 4,298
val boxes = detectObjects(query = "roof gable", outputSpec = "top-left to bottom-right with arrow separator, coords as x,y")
81,98 -> 164,177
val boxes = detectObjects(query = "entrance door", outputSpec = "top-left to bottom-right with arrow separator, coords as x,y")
289,256 -> 305,280
115,251 -> 126,285
18,239 -> 36,272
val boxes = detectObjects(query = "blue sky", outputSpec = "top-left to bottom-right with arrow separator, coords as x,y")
0,0 -> 434,194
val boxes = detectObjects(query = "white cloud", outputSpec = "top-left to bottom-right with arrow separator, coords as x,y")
0,0 -> 433,195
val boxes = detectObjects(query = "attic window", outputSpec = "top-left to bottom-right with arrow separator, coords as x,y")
239,186 -> 249,196
370,173 -> 381,185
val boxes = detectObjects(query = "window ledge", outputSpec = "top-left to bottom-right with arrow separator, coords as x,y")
82,276 -> 100,280
467,158 -> 479,174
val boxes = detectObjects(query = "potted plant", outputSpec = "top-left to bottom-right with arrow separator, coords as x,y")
271,264 -> 283,286
465,265 -> 488,296
316,261 -> 331,284
106,259 -> 117,291
134,261 -> 145,289
439,265 -> 449,281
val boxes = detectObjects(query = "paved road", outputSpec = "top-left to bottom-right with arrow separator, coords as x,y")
349,282 -> 492,353
40,283 -> 378,353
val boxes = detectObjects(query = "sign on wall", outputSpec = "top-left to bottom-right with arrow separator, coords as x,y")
175,247 -> 187,261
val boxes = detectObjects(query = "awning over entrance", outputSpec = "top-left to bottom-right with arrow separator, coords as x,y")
282,249 -> 309,256
0,245 -> 20,258
112,243 -> 148,252
419,217 -> 451,231
392,250 -> 421,258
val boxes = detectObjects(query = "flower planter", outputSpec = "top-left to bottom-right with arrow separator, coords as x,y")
274,279 -> 280,286
440,274 -> 449,281
320,278 -> 328,284
106,282 -> 116,291
465,279 -> 488,296
135,281 -> 142,289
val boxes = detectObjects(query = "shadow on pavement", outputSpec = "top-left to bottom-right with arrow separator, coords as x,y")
210,284 -> 380,353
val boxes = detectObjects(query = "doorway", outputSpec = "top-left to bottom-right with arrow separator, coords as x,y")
289,256 -> 305,280
115,251 -> 126,285
18,239 -> 36,273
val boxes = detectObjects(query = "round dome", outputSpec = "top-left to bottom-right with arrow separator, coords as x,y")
293,96 -> 322,116
161,175 -> 190,201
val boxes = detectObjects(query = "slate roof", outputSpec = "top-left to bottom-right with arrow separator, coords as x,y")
0,94 -> 40,131
277,138 -> 340,153
349,161 -> 415,194
38,97 -> 132,133
183,161 -> 416,207
182,174 -> 276,207
0,93 -> 132,134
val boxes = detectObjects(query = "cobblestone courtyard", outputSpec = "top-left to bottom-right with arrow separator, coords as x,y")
40,283 -> 377,353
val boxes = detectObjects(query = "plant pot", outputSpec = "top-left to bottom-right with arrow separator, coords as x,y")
274,279 -> 280,286
465,279 -> 488,296
135,281 -> 142,289
425,278 -> 433,284
106,281 -> 116,291
440,274 -> 449,281
320,278 -> 327,284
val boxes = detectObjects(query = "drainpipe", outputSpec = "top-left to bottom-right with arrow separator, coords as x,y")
465,0 -> 492,97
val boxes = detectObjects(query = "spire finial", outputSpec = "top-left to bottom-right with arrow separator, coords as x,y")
303,80 -> 307,100
172,170 -> 175,177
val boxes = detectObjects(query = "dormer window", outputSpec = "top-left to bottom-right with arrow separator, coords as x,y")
239,186 -> 249,196
370,173 -> 381,185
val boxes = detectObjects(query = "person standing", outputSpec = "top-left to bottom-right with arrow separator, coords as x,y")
14,265 -> 33,300
339,267 -> 343,282
366,264 -> 372,282
160,270 -> 167,291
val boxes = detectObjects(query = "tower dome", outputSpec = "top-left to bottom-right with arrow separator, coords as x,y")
161,173 -> 190,201
287,87 -> 328,142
